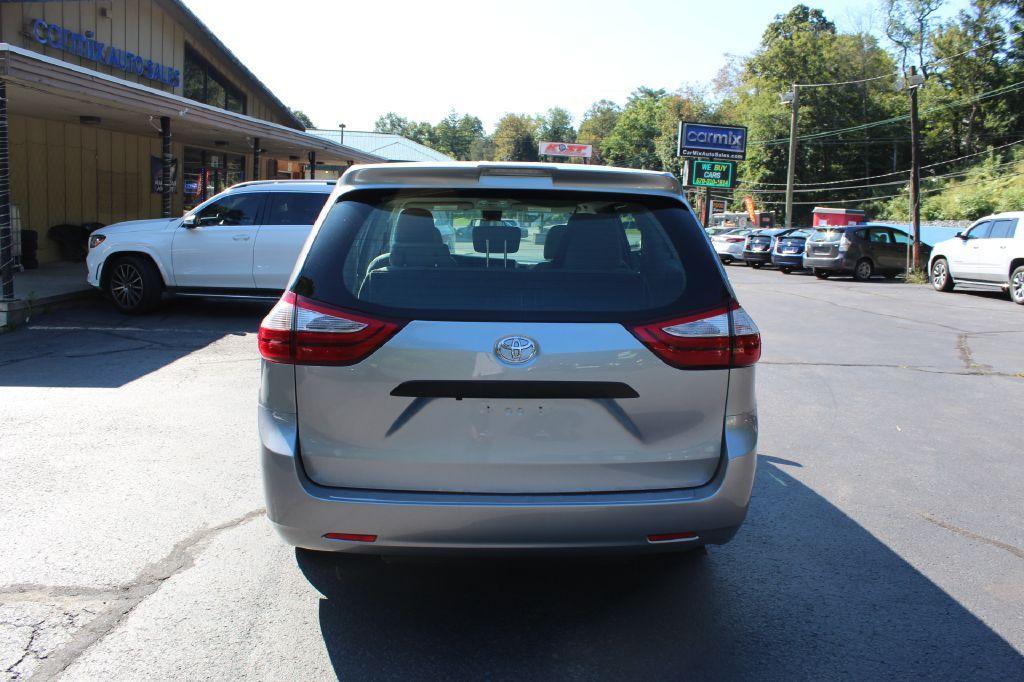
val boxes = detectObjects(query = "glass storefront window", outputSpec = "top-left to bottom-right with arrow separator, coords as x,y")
183,45 -> 247,115
183,147 -> 247,210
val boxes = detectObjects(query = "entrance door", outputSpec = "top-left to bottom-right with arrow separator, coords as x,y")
172,192 -> 267,289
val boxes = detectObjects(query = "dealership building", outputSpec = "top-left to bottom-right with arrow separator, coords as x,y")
0,0 -> 384,318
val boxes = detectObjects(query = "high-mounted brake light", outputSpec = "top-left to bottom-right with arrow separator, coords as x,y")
258,292 -> 405,366
627,302 -> 761,370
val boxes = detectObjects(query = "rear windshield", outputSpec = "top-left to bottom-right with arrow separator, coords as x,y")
809,228 -> 846,242
294,189 -> 729,322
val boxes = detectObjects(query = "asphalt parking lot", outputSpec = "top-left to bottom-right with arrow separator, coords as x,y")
2,268 -> 1023,680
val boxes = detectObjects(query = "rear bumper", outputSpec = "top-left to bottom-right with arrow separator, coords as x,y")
803,254 -> 852,272
259,406 -> 758,555
742,249 -> 772,264
771,253 -> 804,268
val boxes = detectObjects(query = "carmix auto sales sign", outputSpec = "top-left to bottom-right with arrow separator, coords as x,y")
538,141 -> 593,158
677,122 -> 748,161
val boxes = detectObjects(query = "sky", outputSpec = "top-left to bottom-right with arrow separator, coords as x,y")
183,0 -> 971,132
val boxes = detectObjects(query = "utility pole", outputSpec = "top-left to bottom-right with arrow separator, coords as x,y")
702,187 -> 711,226
907,66 -> 924,272
782,85 -> 800,228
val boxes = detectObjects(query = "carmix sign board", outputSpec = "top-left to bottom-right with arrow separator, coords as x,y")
677,122 -> 748,161
685,160 -> 736,189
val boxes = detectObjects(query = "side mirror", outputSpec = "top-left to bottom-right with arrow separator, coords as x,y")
182,214 -> 197,228
955,232 -> 966,240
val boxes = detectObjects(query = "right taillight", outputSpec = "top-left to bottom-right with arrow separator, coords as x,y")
258,291 -> 405,366
627,302 -> 761,370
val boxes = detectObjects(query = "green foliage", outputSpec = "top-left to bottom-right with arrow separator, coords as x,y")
602,88 -> 667,170
291,109 -> 314,129
493,114 -> 540,162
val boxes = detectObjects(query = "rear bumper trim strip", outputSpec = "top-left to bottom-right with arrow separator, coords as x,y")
390,380 -> 639,400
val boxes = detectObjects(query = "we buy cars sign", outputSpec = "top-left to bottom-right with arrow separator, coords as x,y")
538,141 -> 593,158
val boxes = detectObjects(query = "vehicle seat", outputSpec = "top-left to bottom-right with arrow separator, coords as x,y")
554,214 -> 630,270
368,208 -> 455,272
533,224 -> 567,270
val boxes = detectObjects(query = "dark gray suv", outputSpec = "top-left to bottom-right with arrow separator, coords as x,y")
803,225 -> 928,281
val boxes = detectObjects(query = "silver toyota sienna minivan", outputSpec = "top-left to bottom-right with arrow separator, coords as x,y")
258,162 -> 759,556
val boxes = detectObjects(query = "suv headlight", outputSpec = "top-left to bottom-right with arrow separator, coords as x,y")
88,234 -> 106,249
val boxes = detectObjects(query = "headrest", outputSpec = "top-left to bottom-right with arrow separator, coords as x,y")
473,223 -> 521,254
543,224 -> 568,259
395,208 -> 440,244
560,213 -> 628,270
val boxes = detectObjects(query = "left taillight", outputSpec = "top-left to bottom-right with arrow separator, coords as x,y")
258,291 -> 405,366
626,302 -> 761,370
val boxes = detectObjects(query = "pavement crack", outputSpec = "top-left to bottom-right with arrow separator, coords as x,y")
922,513 -> 1024,560
4,618 -> 44,678
956,333 -> 994,374
26,508 -> 266,680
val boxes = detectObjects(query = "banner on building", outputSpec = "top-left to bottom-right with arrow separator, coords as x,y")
150,156 -> 178,194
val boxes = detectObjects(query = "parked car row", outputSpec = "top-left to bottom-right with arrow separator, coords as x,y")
711,224 -> 930,282
709,212 -> 1024,305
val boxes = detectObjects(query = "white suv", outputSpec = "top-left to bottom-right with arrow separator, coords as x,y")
929,212 -> 1024,305
85,180 -> 335,313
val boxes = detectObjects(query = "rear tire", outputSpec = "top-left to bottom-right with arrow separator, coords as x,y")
931,257 -> 955,292
814,269 -> 831,279
780,266 -> 792,274
750,262 -> 763,269
105,255 -> 163,314
853,258 -> 874,282
721,257 -> 733,265
1010,265 -> 1024,305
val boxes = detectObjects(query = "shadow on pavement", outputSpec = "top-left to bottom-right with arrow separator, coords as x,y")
0,298 -> 269,388
297,461 -> 1024,679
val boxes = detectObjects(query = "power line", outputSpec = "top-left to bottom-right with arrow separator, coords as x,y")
742,138 -> 1024,187
750,80 -> 1024,146
735,158 -> 1022,194
750,168 -> 1024,205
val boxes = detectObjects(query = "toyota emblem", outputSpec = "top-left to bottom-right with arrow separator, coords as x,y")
494,336 -> 538,365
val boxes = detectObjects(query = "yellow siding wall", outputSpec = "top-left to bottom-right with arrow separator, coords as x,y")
0,1 -> 296,126
0,1 -> 292,263
8,113 -> 198,263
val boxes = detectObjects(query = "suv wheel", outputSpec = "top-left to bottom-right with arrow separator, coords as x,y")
814,269 -> 831,279
780,266 -> 792,274
853,258 -> 874,282
931,257 -> 955,292
106,255 -> 163,314
749,262 -> 763,269
1011,265 -> 1024,305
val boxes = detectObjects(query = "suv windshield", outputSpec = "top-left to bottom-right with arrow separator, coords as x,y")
294,189 -> 728,322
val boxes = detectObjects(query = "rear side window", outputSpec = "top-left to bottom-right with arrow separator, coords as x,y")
989,219 -> 1017,239
294,189 -> 729,322
265,192 -> 329,226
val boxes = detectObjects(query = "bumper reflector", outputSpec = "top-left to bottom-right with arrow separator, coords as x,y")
647,532 -> 699,543
324,532 -> 378,543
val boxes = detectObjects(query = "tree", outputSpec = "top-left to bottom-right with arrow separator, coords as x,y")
884,0 -> 945,74
492,114 -> 540,161
291,109 -> 314,129
374,112 -> 411,135
577,100 -> 621,163
537,107 -> 577,143
602,88 -> 669,170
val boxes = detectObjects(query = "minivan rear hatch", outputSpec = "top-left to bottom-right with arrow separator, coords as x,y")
286,189 -> 737,494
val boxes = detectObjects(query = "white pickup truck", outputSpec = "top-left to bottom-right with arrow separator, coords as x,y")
85,180 -> 335,313
928,211 -> 1024,305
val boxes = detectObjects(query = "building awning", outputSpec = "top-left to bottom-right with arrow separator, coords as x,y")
0,43 -> 383,165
